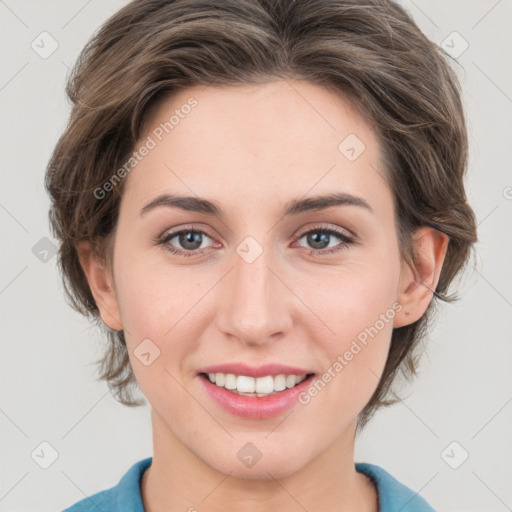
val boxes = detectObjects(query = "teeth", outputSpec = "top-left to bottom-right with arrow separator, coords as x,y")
274,374 -> 287,391
237,375 -> 255,393
256,376 -> 274,394
215,373 -> 225,387
206,373 -> 309,396
225,373 -> 237,390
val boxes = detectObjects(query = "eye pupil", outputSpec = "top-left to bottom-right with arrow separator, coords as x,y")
308,232 -> 330,249
179,231 -> 202,250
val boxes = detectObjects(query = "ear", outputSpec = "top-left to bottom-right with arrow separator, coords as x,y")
393,227 -> 449,328
77,241 -> 123,331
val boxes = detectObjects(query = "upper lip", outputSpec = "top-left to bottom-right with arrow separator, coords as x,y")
197,362 -> 315,378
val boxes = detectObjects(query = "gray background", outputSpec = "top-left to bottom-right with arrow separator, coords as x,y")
1,1 -> 511,511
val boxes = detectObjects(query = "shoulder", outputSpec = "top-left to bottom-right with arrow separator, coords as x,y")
62,457 -> 433,512
61,457 -> 152,512
355,462 -> 436,512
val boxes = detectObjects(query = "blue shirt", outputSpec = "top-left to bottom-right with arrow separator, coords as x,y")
62,457 -> 436,511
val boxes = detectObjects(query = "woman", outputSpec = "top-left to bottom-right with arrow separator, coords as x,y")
46,0 -> 477,510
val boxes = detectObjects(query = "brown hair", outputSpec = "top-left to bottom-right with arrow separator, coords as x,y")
45,0 -> 477,430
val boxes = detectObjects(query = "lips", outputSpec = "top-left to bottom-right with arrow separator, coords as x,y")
196,362 -> 316,419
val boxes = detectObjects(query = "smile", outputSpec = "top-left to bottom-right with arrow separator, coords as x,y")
203,372 -> 309,397
198,370 -> 316,419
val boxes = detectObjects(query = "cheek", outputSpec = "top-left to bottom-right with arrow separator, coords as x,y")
295,260 -> 399,401
112,251 -> 209,394
113,246 -> 189,333
298,259 -> 400,341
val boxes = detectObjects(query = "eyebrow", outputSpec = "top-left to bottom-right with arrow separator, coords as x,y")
139,192 -> 373,218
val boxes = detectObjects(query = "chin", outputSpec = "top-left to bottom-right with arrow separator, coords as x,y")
202,442 -> 312,480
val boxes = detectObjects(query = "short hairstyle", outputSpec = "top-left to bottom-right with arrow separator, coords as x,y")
45,0 -> 477,430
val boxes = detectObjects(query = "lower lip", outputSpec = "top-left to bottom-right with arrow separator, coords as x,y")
198,373 -> 315,420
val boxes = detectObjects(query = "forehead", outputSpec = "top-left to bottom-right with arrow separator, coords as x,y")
122,80 -> 390,217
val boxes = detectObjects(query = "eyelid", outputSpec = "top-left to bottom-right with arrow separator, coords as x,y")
293,222 -> 355,242
291,224 -> 355,256
156,222 -> 356,257
158,223 -> 354,244
151,223 -> 217,253
157,223 -> 217,242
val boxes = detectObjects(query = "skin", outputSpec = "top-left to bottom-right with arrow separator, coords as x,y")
79,80 -> 448,512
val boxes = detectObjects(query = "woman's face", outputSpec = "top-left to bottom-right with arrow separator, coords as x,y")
100,80 -> 411,477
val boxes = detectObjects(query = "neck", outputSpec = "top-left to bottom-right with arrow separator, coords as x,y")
141,409 -> 378,512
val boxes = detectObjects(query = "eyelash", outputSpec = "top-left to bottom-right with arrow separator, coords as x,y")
156,225 -> 354,258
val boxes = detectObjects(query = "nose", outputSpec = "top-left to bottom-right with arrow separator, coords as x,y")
214,244 -> 293,348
